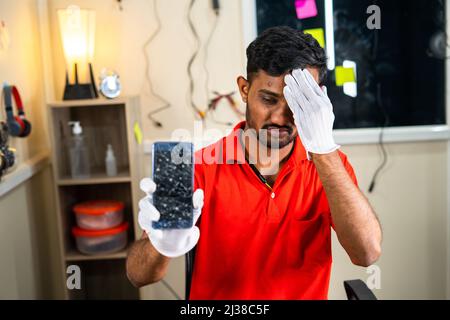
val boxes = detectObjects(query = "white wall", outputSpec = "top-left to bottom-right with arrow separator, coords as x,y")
0,165 -> 63,299
0,0 -> 63,299
0,0 -> 50,158
48,0 -> 245,137
332,142 -> 447,299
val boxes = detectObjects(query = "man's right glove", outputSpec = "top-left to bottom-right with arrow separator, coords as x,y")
283,68 -> 340,160
138,177 -> 204,258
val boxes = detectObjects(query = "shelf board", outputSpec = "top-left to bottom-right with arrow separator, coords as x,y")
48,98 -> 128,108
57,171 -> 131,186
65,248 -> 128,262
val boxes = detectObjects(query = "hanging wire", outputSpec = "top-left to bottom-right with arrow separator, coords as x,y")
116,0 -> 123,11
368,83 -> 389,193
142,0 -> 171,127
368,7 -> 389,193
186,0 -> 205,121
187,0 -> 239,126
203,8 -> 219,111
202,10 -> 234,126
161,279 -> 182,300
208,91 -> 241,126
203,7 -> 246,126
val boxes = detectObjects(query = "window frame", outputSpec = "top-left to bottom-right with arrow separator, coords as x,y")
240,0 -> 450,145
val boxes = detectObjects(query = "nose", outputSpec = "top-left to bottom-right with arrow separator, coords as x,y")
270,100 -> 293,126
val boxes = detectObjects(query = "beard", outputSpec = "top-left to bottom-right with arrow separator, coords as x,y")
245,105 -> 297,149
259,124 -> 296,149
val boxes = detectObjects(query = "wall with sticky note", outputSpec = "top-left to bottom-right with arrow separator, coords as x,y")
304,28 -> 325,48
295,0 -> 318,20
254,0 -> 448,300
335,66 -> 356,86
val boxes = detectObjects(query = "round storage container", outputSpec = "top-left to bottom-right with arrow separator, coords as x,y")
72,222 -> 129,255
73,200 -> 124,230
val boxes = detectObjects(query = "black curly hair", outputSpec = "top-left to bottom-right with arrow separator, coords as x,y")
246,26 -> 328,85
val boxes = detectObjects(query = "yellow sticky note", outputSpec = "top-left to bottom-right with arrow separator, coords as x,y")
335,66 -> 356,86
304,28 -> 325,48
134,122 -> 143,145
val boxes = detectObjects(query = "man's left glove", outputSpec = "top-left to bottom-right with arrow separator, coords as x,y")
138,177 -> 204,258
283,68 -> 340,160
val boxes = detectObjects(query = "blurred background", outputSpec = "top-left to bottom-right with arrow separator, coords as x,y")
0,0 -> 448,300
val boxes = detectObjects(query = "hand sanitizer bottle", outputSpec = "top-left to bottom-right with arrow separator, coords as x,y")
68,121 -> 90,179
105,144 -> 118,177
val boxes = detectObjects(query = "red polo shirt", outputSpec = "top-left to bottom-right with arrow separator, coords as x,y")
189,121 -> 358,300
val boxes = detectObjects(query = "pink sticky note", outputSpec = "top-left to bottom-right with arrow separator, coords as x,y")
295,0 -> 318,20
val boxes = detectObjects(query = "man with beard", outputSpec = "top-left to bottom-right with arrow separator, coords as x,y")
126,26 -> 382,300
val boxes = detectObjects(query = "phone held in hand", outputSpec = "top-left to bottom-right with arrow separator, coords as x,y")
151,142 -> 194,229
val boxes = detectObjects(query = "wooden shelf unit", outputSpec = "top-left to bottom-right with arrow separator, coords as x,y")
48,96 -> 144,300
65,248 -> 129,262
57,171 -> 132,186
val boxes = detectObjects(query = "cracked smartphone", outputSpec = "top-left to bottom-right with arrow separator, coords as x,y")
151,142 -> 194,229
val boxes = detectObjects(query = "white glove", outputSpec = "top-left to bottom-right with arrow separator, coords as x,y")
138,177 -> 204,258
283,68 -> 340,160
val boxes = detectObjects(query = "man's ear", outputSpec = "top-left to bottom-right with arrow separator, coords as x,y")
237,76 -> 249,103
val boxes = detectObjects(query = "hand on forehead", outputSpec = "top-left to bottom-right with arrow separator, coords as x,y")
284,67 -> 327,102
304,67 -> 320,84
284,67 -> 320,85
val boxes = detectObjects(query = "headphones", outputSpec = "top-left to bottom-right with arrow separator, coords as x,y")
3,84 -> 32,137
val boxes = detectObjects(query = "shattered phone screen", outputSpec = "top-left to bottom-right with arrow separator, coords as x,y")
151,142 -> 194,229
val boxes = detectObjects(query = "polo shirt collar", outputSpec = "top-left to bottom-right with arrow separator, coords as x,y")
223,121 -> 308,165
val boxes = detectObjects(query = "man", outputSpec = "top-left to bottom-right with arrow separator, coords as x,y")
126,26 -> 382,299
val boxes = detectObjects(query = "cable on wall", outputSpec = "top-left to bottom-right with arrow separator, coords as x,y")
203,3 -> 219,118
368,83 -> 389,193
187,0 -> 206,121
142,0 -> 171,128
367,6 -> 389,194
161,279 -> 182,300
116,0 -> 123,11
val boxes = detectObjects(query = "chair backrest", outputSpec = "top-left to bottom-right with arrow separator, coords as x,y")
185,247 -> 196,300
343,279 -> 378,300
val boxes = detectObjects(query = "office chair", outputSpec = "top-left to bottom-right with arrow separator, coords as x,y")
185,246 -> 196,299
343,279 -> 377,300
185,248 -> 377,300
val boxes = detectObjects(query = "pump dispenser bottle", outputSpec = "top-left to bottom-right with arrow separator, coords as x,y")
68,121 -> 90,179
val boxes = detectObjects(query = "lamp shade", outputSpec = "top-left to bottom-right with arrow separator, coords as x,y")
58,5 -> 95,83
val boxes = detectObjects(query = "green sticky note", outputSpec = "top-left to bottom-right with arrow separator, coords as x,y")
304,28 -> 325,48
134,122 -> 143,145
335,66 -> 356,86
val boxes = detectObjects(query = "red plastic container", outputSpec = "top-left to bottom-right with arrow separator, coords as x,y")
73,200 -> 124,230
72,222 -> 129,255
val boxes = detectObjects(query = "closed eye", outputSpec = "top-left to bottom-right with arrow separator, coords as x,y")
260,95 -> 278,105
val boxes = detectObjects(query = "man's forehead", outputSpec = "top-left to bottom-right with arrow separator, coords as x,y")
255,72 -> 285,90
253,68 -> 320,88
